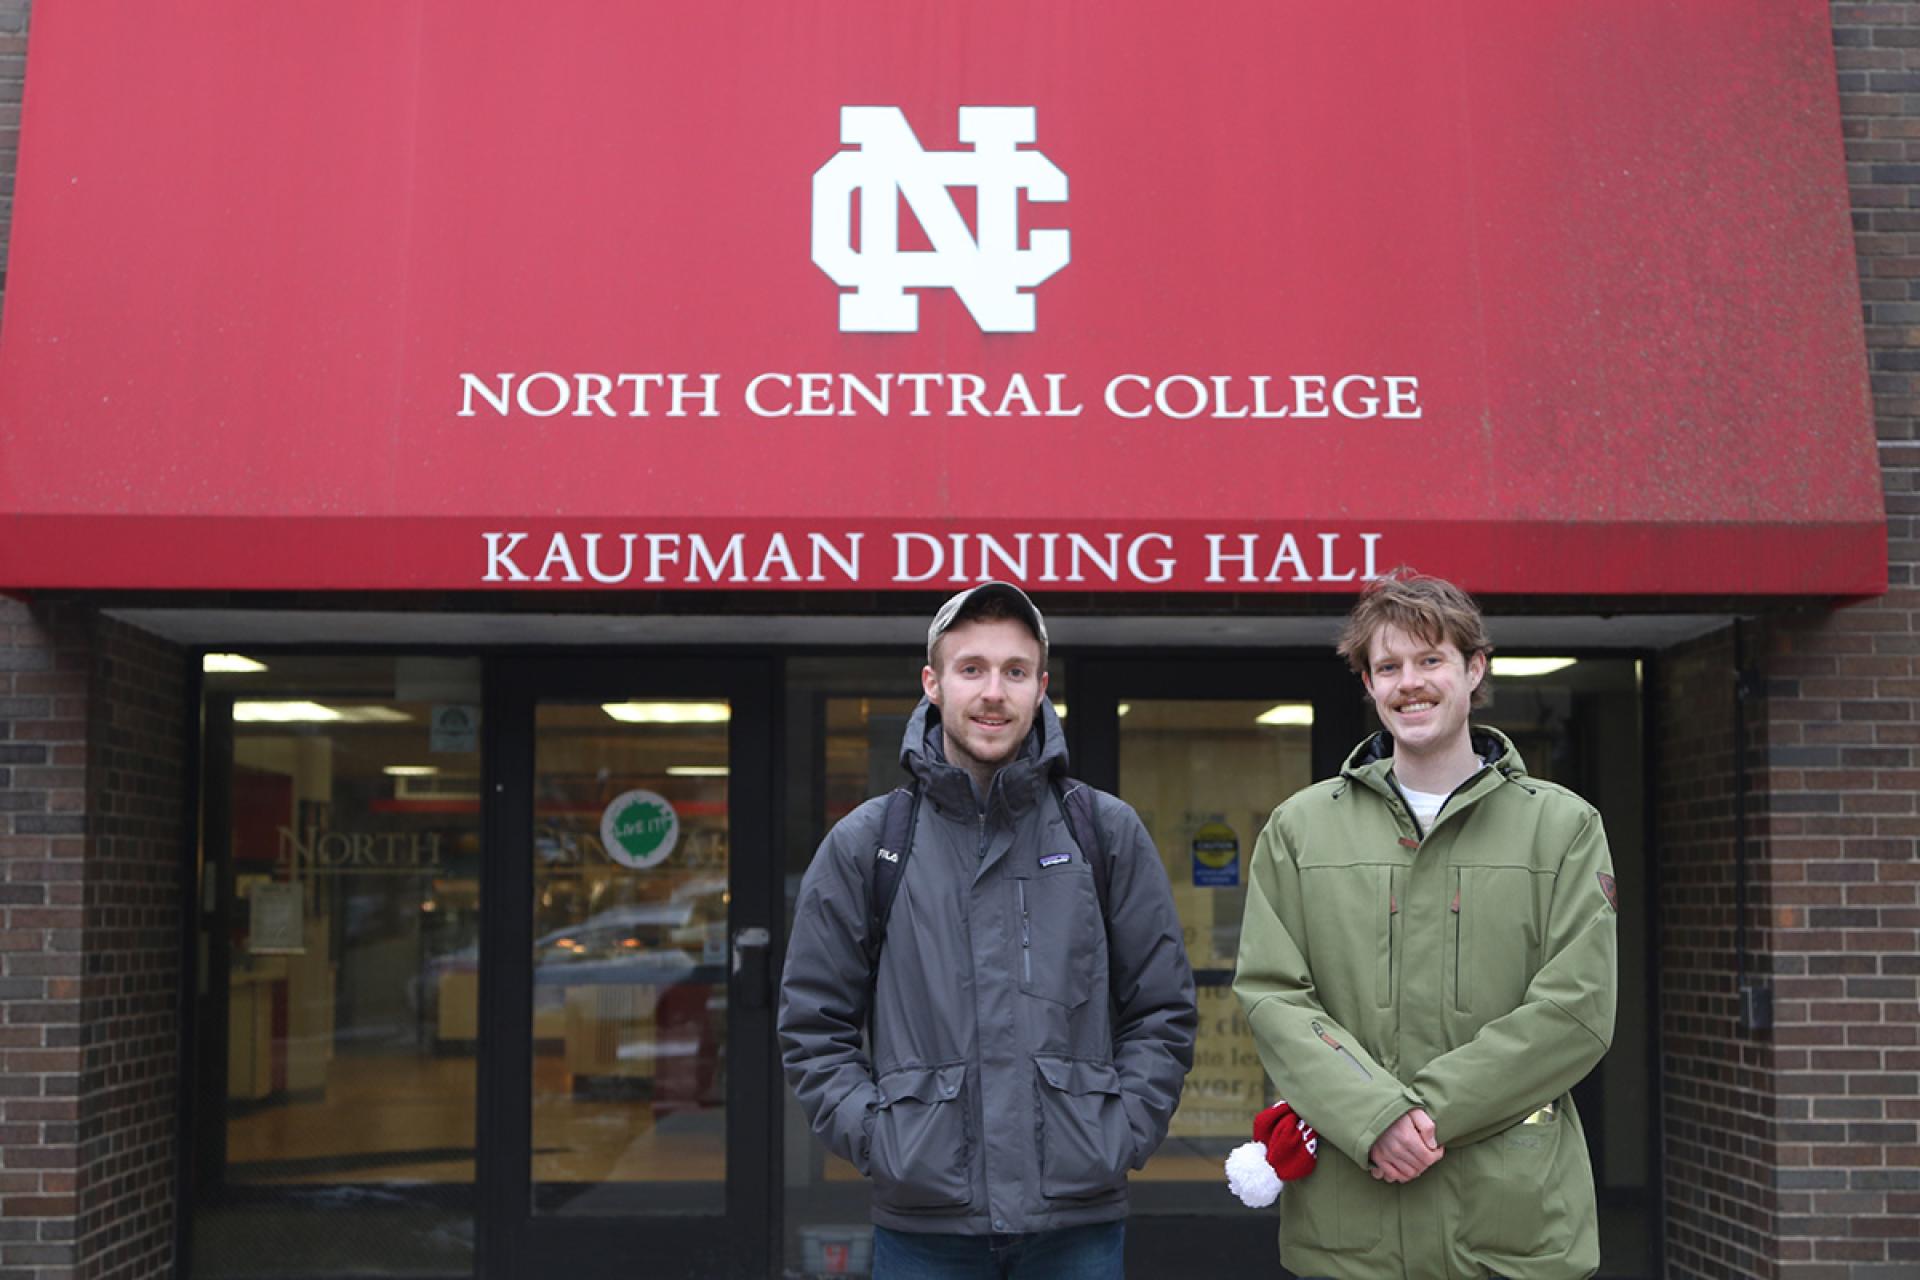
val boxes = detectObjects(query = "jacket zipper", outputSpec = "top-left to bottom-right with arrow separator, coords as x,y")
1386,775 -> 1425,841
1452,871 -> 1466,1012
1312,1020 -> 1372,1080
1018,880 -> 1032,985
1379,876 -> 1398,1008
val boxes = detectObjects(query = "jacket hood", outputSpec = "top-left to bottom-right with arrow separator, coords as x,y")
1340,725 -> 1528,786
899,695 -> 1070,814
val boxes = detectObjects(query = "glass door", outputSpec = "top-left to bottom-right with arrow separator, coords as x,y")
1072,656 -> 1361,1272
189,657 -> 490,1280
481,658 -> 775,1279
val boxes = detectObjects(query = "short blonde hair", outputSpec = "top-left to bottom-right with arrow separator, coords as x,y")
1336,568 -> 1495,709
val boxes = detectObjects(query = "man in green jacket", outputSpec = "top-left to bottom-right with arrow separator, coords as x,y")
1234,571 -> 1617,1280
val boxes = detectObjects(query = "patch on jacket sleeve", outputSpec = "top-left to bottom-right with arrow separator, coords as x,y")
1039,852 -> 1072,868
1596,872 -> 1618,913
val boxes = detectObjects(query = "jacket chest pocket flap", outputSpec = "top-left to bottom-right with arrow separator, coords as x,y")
1296,859 -> 1400,1013
871,1063 -> 973,1211
1452,864 -> 1543,1015
1013,862 -> 1101,1008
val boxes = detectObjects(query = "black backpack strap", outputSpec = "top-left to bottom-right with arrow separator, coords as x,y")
1053,777 -> 1109,915
865,785 -> 921,972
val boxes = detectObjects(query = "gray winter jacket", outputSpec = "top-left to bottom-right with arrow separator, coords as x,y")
777,698 -> 1196,1235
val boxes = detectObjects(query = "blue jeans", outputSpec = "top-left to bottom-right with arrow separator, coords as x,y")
872,1222 -> 1125,1280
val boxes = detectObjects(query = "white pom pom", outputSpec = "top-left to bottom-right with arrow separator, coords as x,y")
1224,1140 -> 1283,1207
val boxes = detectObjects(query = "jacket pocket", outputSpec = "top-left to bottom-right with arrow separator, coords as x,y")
1033,1055 -> 1131,1200
1454,866 -> 1543,1019
870,1063 -> 973,1211
1015,865 -> 1100,1009
1297,859 -> 1405,1020
1460,1107 -> 1574,1257
1283,1141 -> 1383,1252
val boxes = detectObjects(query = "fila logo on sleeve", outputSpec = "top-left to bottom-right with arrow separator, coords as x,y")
811,106 -> 1069,333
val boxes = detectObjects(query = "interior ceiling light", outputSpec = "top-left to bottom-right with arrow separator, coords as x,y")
602,701 -> 732,724
1255,703 -> 1315,727
666,765 -> 730,777
231,702 -> 411,724
1046,702 -> 1130,719
202,653 -> 267,673
384,765 -> 440,777
233,701 -> 339,723
1490,657 -> 1577,678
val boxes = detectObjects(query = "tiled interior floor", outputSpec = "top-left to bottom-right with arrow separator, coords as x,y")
228,1051 -> 726,1186
228,1051 -> 1228,1187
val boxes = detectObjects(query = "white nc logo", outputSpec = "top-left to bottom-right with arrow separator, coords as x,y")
812,106 -> 1069,333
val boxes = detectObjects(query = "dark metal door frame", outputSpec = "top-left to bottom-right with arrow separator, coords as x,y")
478,656 -> 778,1279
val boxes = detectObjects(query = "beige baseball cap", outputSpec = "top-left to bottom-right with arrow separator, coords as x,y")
925,581 -> 1049,667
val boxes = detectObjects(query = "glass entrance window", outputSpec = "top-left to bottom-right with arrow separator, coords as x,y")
1116,699 -> 1314,1208
192,656 -> 483,1279
528,700 -> 731,1217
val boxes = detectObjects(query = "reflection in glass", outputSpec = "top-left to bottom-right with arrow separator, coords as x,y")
529,702 -> 730,1216
193,656 -> 482,1278
1118,699 -> 1312,1209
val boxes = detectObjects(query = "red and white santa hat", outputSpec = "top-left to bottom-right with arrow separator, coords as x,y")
1224,1100 -> 1319,1207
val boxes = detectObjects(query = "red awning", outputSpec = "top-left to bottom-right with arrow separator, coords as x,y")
0,1 -> 1883,595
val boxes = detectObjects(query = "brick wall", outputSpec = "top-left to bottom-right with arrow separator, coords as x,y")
1656,626 -> 1783,1280
1757,599 -> 1920,1280
0,601 -> 186,1280
77,619 -> 185,1279
0,600 -> 91,1278
0,0 -> 27,309
1745,4 -> 1920,1277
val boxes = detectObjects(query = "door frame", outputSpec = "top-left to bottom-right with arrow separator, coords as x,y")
477,655 -> 778,1279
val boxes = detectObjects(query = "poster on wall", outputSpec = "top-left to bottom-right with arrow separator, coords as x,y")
430,704 -> 480,753
247,881 -> 305,955
1191,820 -> 1241,888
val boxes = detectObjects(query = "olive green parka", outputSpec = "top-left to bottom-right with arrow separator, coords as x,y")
1234,728 -> 1617,1280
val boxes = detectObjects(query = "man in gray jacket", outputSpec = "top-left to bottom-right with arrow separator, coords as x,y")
778,581 -> 1196,1279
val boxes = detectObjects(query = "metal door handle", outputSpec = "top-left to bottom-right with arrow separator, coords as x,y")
733,927 -> 771,1008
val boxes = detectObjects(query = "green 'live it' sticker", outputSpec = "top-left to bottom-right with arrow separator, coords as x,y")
598,790 -> 681,870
